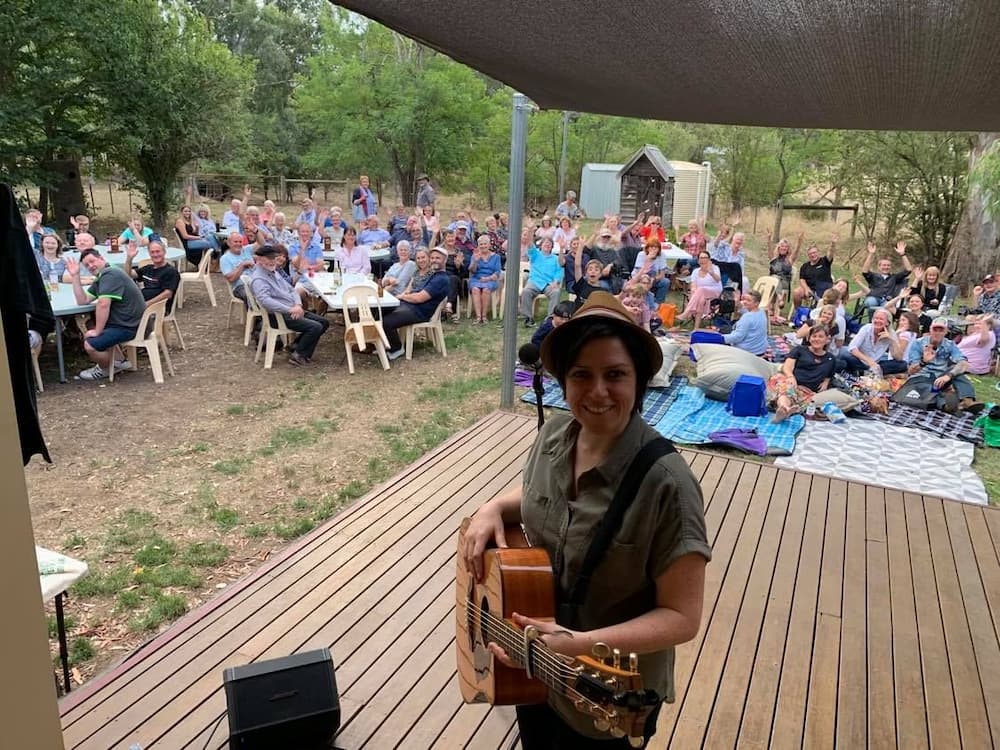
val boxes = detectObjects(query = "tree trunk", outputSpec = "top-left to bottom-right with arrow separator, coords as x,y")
43,158 -> 86,230
941,133 -> 1000,291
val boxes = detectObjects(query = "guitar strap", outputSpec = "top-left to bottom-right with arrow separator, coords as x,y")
558,436 -> 676,628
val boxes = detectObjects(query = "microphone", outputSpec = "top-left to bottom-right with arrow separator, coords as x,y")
518,342 -> 541,369
518,342 -> 546,430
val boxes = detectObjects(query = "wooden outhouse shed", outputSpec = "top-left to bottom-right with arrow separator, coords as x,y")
617,145 -> 676,225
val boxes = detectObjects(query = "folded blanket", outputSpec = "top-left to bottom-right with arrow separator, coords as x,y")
653,386 -> 804,455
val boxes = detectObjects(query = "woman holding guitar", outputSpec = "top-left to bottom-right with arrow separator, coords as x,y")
461,291 -> 710,748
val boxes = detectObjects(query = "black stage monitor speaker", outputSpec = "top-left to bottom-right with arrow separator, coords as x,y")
223,648 -> 340,749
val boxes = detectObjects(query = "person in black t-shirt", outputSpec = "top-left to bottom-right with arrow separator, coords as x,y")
766,323 -> 836,422
124,238 -> 181,313
572,255 -> 606,309
860,240 -> 912,320
792,236 -> 837,308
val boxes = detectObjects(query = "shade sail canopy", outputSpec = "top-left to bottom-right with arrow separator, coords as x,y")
334,0 -> 1000,131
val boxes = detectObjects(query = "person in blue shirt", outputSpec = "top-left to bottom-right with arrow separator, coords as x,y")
903,317 -> 978,409
723,290 -> 770,356
286,223 -> 325,275
382,245 -> 451,360
519,237 -> 565,326
219,233 -> 256,303
118,214 -> 155,247
468,234 -> 502,323
358,214 -> 392,248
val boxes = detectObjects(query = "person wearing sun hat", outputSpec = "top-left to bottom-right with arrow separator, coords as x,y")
461,290 -> 710,747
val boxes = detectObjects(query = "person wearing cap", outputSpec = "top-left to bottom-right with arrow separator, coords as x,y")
460,290 -> 709,747
295,197 -> 318,229
904,316 -> 980,410
555,189 -> 585,220
519,236 -> 564,327
381,245 -> 451,360
415,173 -> 435,209
972,274 -> 1000,328
249,245 -> 329,366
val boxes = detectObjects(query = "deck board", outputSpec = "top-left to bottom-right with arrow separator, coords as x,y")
59,410 -> 1000,749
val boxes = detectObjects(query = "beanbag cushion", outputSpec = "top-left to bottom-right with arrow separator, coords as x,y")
690,343 -> 779,401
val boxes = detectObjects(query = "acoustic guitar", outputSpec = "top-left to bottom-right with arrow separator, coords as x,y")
455,519 -> 659,746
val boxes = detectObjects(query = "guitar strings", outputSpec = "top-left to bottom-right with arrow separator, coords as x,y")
463,598 -> 598,683
463,598 -> 577,677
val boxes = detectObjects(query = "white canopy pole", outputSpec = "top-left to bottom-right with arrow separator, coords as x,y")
499,92 -> 531,409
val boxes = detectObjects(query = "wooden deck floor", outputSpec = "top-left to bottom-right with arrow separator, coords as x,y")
59,411 -> 1000,749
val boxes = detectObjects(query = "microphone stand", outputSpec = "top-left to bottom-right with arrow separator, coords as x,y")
532,362 -> 545,430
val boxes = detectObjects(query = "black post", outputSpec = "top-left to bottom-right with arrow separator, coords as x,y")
55,593 -> 71,693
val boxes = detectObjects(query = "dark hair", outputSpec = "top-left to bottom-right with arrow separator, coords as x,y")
806,323 -> 830,345
344,226 -> 357,237
548,320 -> 654,413
79,247 -> 101,262
552,301 -> 575,319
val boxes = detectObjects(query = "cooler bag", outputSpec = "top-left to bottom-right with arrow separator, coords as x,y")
727,374 -> 768,417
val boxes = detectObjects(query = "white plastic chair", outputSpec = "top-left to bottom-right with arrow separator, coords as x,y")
109,300 -> 174,384
31,339 -> 43,392
247,286 -> 293,369
341,284 -> 390,374
176,249 -> 217,309
403,297 -> 448,360
226,279 -> 247,330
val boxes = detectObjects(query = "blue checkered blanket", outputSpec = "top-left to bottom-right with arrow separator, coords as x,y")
521,377 -> 687,425
653,386 -> 804,455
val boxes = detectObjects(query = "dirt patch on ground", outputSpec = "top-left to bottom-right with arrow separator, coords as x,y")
27,280 -> 533,689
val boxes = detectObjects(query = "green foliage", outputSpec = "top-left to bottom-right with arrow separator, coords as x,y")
273,517 -> 316,540
69,637 -> 96,665
295,15 -> 492,203
971,138 -> 1000,221
134,537 -> 178,567
103,4 -> 252,224
130,592 -> 188,632
47,614 -> 77,639
181,541 -> 229,567
72,564 -> 132,598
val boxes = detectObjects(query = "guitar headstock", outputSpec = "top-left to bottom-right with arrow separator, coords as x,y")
564,645 -> 660,745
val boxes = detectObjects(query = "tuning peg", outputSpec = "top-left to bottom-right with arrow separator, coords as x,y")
613,648 -> 621,669
593,719 -> 610,732
629,652 -> 638,672
628,736 -> 644,748
610,727 -> 625,738
592,642 -> 611,662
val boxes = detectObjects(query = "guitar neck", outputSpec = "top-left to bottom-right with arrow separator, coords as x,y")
483,617 -> 572,696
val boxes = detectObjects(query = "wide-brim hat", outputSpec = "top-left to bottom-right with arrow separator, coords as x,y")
540,291 -> 662,375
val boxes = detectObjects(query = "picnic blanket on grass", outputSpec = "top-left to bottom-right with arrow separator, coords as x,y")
775,419 -> 987,504
652,385 -> 804,455
860,403 -> 984,446
837,373 -> 984,446
520,376 -> 687,425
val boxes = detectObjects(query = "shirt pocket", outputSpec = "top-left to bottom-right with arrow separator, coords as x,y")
520,483 -> 554,547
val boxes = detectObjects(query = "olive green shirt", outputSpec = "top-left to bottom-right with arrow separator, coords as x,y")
520,412 -> 711,738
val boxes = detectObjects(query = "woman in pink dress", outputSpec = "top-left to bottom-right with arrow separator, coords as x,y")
675,251 -> 722,330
